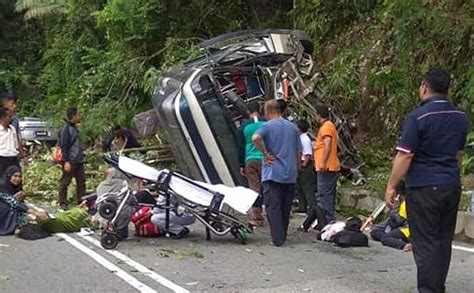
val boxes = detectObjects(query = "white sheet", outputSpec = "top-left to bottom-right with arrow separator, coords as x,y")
118,156 -> 161,181
118,156 -> 258,214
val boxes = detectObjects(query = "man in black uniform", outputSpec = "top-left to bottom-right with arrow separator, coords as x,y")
385,67 -> 468,292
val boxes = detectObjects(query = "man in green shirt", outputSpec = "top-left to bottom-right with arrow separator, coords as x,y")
238,101 -> 265,227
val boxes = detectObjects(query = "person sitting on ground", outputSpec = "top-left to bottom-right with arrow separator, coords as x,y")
150,194 -> 196,239
96,167 -> 138,239
371,181 -> 411,252
112,125 -> 141,150
0,166 -> 46,235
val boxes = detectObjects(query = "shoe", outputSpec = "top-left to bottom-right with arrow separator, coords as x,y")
171,227 -> 189,239
78,228 -> 94,237
297,225 -> 307,232
248,220 -> 264,228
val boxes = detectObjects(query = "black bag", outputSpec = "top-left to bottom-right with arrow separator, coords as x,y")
333,230 -> 368,247
17,223 -> 51,240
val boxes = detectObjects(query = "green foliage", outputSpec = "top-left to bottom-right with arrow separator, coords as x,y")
292,0 -> 473,144
23,147 -> 106,204
1,0 -> 472,189
2,0 -> 255,139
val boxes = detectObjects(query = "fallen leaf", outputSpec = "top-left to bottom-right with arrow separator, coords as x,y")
264,271 -> 272,275
0,275 -> 10,281
245,248 -> 252,252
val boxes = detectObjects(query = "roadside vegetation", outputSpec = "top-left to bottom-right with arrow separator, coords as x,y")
1,0 -> 472,206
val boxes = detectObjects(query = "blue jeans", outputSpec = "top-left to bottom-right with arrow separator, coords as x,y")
317,171 -> 338,223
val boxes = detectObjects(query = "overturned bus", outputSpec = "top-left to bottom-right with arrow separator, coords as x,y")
151,29 -> 362,187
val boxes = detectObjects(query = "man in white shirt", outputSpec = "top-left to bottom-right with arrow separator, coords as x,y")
0,107 -> 20,177
295,120 -> 317,214
0,92 -> 24,160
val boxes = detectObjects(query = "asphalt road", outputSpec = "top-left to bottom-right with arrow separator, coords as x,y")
1,214 -> 474,293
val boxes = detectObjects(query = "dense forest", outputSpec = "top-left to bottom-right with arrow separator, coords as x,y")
1,0 -> 473,172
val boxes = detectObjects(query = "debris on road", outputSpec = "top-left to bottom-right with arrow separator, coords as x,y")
158,248 -> 204,260
185,281 -> 199,286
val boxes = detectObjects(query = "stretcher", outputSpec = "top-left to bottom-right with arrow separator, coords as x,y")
98,155 -> 258,249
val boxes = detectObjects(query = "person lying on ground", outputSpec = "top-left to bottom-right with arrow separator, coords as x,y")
150,194 -> 196,239
0,166 -> 46,235
370,181 -> 411,251
36,201 -> 91,233
315,217 -> 368,248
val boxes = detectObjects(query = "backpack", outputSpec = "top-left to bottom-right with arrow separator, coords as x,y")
131,207 -> 161,237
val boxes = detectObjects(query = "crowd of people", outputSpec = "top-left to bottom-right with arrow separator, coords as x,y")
0,66 -> 469,292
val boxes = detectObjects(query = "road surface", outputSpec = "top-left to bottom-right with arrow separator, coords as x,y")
1,214 -> 473,293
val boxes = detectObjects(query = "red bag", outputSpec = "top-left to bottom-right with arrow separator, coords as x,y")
135,222 -> 161,237
132,207 -> 161,236
131,207 -> 152,224
52,146 -> 63,163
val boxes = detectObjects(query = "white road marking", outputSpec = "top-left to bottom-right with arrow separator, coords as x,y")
56,233 -> 156,293
29,203 -> 187,292
79,234 -> 189,293
452,245 -> 474,253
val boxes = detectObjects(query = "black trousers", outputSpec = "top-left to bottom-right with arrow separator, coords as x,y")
262,180 -> 295,247
58,163 -> 86,206
370,224 -> 386,241
300,204 -> 327,231
381,228 -> 409,250
0,156 -> 20,178
296,164 -> 317,213
407,185 -> 461,293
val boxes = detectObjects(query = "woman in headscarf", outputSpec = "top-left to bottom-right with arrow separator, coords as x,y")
0,165 -> 22,194
0,166 -> 44,235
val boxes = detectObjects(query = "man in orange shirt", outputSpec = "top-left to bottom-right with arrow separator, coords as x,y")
313,104 -> 340,224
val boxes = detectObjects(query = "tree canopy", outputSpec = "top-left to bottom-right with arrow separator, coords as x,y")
1,0 -> 472,153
